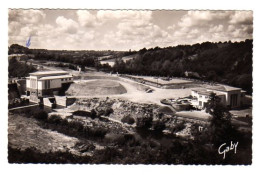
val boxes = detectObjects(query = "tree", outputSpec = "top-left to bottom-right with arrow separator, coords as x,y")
205,93 -> 237,146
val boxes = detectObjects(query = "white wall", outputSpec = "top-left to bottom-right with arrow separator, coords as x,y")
38,81 -> 43,90
26,79 -> 30,88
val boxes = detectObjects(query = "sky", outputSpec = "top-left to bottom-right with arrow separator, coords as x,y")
8,9 -> 253,51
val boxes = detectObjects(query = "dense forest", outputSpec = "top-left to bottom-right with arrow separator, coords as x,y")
113,40 -> 253,94
8,39 -> 253,94
8,57 -> 36,78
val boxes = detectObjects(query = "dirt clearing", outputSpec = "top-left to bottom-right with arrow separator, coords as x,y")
66,79 -> 127,96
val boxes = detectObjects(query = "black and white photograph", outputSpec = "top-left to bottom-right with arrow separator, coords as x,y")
7,8 -> 253,165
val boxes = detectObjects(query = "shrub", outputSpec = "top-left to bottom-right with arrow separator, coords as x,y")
104,108 -> 114,116
48,114 -> 62,125
136,116 -> 153,129
73,110 -> 91,117
88,127 -> 107,138
73,110 -> 99,119
121,115 -> 135,125
90,109 -> 97,119
69,120 -> 84,132
171,121 -> 186,133
96,107 -> 114,117
152,120 -> 166,132
32,109 -> 48,120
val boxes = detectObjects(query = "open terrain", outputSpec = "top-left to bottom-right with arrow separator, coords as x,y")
8,60 -> 252,164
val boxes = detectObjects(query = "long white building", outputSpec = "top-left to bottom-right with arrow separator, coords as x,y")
26,70 -> 73,101
191,85 -> 246,109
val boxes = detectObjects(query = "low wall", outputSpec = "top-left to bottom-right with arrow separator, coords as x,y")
8,104 -> 39,113
55,96 -> 67,107
172,104 -> 192,111
43,98 -> 54,108
54,96 -> 76,107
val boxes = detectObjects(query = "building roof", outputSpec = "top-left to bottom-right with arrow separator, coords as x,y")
29,70 -> 69,76
192,88 -> 225,97
39,75 -> 73,80
198,91 -> 225,97
206,85 -> 241,92
191,88 -> 206,92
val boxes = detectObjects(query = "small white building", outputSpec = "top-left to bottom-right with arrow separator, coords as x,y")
26,70 -> 73,101
191,85 -> 246,109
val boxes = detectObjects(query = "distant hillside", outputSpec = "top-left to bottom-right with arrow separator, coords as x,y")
113,40 -> 253,94
8,40 -> 253,94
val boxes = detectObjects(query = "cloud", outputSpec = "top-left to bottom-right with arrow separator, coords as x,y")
229,11 -> 253,25
8,21 -> 21,36
97,10 -> 152,22
77,10 -> 99,27
227,25 -> 236,32
8,10 -> 253,51
20,24 -> 38,36
167,24 -> 176,31
178,11 -> 230,28
209,24 -> 224,33
9,9 -> 46,24
56,16 -> 79,34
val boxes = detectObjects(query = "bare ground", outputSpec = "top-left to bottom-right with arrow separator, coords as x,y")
8,114 -> 79,153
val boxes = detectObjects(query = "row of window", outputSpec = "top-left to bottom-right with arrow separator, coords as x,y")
61,78 -> 72,81
199,95 -> 209,98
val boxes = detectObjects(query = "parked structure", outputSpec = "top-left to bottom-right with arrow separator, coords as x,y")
191,85 -> 246,109
26,70 -> 73,102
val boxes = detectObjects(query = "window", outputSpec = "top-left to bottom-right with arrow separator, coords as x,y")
44,80 -> 50,89
199,101 -> 202,106
61,79 -> 64,81
230,94 -> 238,107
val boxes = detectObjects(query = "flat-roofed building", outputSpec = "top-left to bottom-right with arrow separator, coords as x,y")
26,70 -> 73,101
191,85 -> 246,109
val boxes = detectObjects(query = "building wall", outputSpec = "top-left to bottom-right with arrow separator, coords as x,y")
61,77 -> 73,84
197,95 -> 209,108
50,79 -> 62,89
26,79 -> 30,89
191,91 -> 208,109
38,88 -> 61,97
227,90 -> 241,108
191,90 -> 227,109
208,89 -> 241,108
38,81 -> 43,90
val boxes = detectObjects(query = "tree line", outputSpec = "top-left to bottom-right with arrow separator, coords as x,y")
113,40 -> 253,94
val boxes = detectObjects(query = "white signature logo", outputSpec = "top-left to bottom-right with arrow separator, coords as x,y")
218,141 -> 239,159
